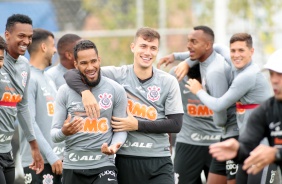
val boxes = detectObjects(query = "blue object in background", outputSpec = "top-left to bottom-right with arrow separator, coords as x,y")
0,1 -> 59,61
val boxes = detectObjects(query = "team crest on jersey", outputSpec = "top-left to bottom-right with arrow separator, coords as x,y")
147,86 -> 161,102
99,93 -> 112,110
21,71 -> 28,87
43,174 -> 53,184
24,173 -> 32,184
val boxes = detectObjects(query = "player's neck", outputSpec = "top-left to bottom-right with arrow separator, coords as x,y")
30,55 -> 47,70
134,65 -> 153,80
60,59 -> 74,70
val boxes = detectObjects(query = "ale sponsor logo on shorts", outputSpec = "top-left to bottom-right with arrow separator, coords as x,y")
68,151 -> 102,162
191,133 -> 221,141
122,140 -> 153,148
0,133 -> 13,143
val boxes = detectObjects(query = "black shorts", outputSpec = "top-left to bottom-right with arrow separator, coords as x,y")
209,136 -> 239,180
174,142 -> 211,184
115,155 -> 174,184
24,163 -> 62,184
62,166 -> 117,184
0,151 -> 15,184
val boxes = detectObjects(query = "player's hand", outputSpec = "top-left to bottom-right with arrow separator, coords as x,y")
101,142 -> 122,155
51,159 -> 63,175
29,140 -> 44,174
243,145 -> 276,175
174,61 -> 190,81
157,54 -> 175,68
185,79 -> 203,94
62,114 -> 84,136
82,90 -> 100,119
209,138 -> 239,161
111,108 -> 138,132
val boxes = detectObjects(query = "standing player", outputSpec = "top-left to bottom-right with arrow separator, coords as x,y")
169,26 -> 238,184
170,64 -> 222,184
64,27 -> 184,184
0,36 -> 6,68
46,34 -> 82,89
51,40 -> 128,184
186,33 -> 279,184
210,48 -> 282,180
0,14 -> 44,184
19,28 -> 63,184
46,34 -> 100,120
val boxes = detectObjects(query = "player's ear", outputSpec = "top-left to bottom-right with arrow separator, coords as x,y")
41,42 -> 47,52
65,51 -> 72,60
206,41 -> 212,51
130,43 -> 135,53
74,60 -> 78,69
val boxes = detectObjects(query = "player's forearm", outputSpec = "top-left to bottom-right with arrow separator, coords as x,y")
51,128 -> 67,143
138,114 -> 183,133
173,52 -> 190,61
17,105 -> 35,141
33,123 -> 59,165
111,131 -> 127,146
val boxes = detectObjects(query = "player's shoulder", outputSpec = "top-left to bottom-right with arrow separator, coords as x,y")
57,83 -> 69,93
19,55 -> 29,63
154,67 -> 176,80
18,56 -> 30,68
46,65 -> 59,75
101,76 -> 125,90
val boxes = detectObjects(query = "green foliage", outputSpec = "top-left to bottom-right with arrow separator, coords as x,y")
80,0 -> 281,64
228,0 -> 282,54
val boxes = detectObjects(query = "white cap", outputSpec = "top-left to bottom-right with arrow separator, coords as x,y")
264,49 -> 282,73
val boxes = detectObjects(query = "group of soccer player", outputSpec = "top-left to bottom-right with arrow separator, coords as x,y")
0,13 -> 282,184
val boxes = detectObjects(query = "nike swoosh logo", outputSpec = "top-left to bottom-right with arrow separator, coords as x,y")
183,90 -> 190,94
269,122 -> 281,129
108,178 -> 116,181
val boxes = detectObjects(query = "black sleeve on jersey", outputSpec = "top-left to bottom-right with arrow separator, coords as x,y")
64,69 -> 89,94
235,104 -> 268,163
137,113 -> 183,133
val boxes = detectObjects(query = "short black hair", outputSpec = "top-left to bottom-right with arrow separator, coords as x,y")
0,36 -> 6,51
6,14 -> 32,32
74,40 -> 98,60
194,25 -> 214,43
28,28 -> 54,55
57,34 -> 81,56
